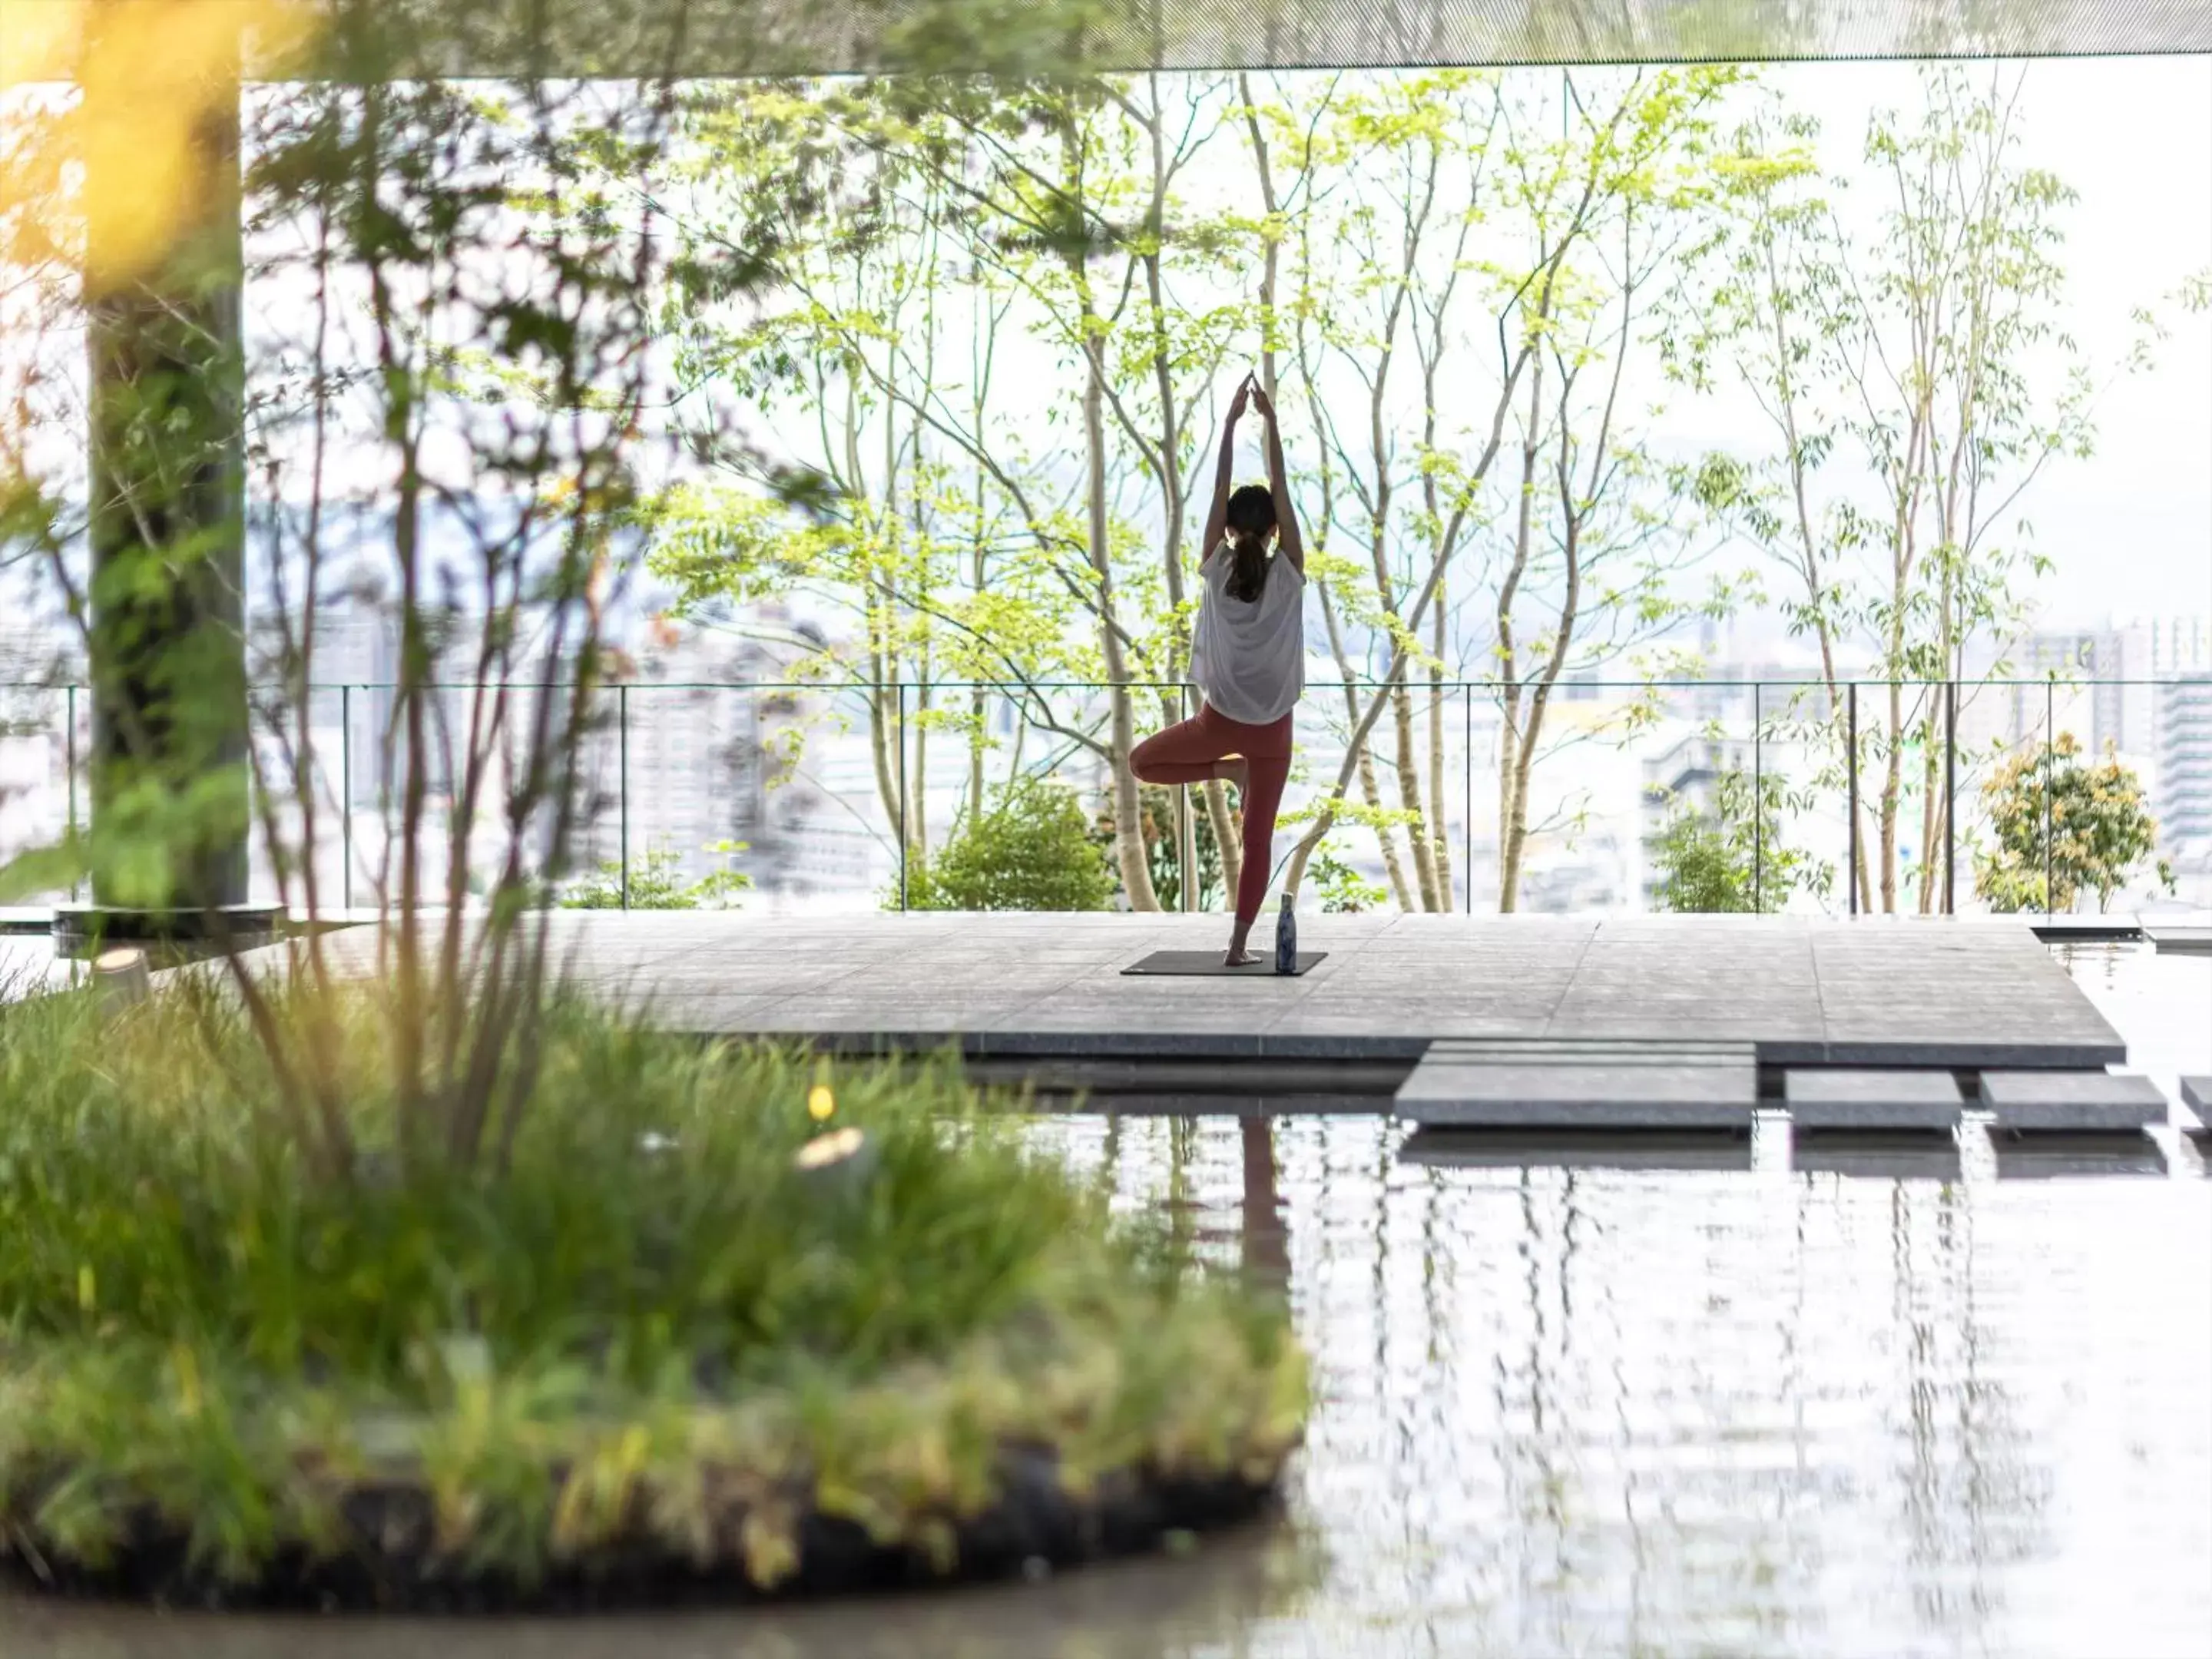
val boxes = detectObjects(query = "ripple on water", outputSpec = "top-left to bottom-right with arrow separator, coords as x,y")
2,942 -> 2206,1658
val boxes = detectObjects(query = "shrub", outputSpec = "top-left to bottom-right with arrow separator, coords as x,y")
1975,733 -> 2174,913
902,777 -> 1114,912
1312,848 -> 1388,913
1651,811 -> 1750,912
1651,767 -> 1829,914
560,840 -> 753,910
0,981 -> 1303,1600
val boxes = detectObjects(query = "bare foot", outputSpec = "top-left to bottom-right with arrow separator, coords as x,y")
1224,947 -> 1260,967
1215,756 -> 1250,800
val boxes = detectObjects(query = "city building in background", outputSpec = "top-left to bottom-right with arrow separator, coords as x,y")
2156,672 -> 2212,898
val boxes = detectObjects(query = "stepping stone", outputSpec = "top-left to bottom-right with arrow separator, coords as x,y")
2147,925 -> 2212,955
1396,1038 -> 1756,1129
1784,1068 -> 1962,1130
1978,1070 -> 2168,1131
2181,1078 -> 2212,1136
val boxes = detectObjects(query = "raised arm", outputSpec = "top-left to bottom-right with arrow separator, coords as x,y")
1199,374 -> 1253,567
1251,385 -> 1303,576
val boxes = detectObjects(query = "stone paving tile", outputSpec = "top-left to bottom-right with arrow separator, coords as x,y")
645,994 -> 857,1034
1395,1057 -> 1758,1128
2149,926 -> 2212,954
1545,923 -> 1819,1045
249,914 -> 2129,1082
1550,1005 -> 1824,1046
1979,1069 -> 2169,1131
1810,925 -> 2121,1065
1267,999 -> 1551,1025
1783,1068 -> 1963,1130
2181,1078 -> 2211,1126
1263,1015 -> 1550,1051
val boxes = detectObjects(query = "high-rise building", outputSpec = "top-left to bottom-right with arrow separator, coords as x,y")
578,609 -> 872,905
2156,673 -> 2212,868
0,632 -> 84,882
2114,615 -> 2212,762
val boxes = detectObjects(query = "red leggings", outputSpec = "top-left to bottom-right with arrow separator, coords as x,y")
1129,704 -> 1292,926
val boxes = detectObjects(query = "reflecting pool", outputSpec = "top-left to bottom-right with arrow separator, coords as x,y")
2,942 -> 2207,1657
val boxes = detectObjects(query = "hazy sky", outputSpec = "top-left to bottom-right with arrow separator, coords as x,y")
1757,56 -> 2212,631
6,55 -> 2207,647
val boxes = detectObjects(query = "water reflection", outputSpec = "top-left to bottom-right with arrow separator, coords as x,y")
0,1532 -> 1323,1659
3,945 -> 2208,1656
1025,1112 -> 2209,1657
18,1114 -> 2200,1655
1991,1132 -> 2171,1181
1792,1130 -> 1962,1183
1400,1126 -> 1754,1173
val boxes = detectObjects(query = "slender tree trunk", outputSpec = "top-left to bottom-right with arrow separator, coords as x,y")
913,664 -> 930,856
1390,672 -> 1439,910
1495,355 -> 1545,913
867,651 -> 899,854
1497,712 -> 1525,912
1880,667 -> 1903,913
1429,577 -> 1452,909
1320,583 -> 1416,910
970,453 -> 988,822
1081,305 -> 1157,912
1761,235 -> 1867,913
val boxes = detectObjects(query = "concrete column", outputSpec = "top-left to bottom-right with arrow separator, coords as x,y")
78,12 -> 250,927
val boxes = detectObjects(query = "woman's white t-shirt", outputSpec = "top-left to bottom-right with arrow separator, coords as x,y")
1191,545 -> 1304,725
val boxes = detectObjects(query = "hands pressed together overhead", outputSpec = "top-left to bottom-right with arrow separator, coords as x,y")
1228,371 -> 1274,426
1204,369 -> 1302,579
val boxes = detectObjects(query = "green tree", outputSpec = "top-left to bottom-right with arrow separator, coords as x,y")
655,77 -> 1248,902
1974,734 -> 2173,914
5,15 -> 713,1174
558,841 -> 752,911
876,78 -> 1246,912
1677,68 -> 2144,914
1269,66 -> 1745,914
904,776 -> 1114,912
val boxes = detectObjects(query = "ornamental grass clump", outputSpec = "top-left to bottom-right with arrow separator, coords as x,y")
0,979 -> 1306,1608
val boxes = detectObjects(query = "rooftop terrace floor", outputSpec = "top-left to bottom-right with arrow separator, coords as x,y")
289,910 -> 2129,1071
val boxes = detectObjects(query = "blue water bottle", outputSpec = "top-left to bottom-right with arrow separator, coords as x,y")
1274,891 -> 1297,975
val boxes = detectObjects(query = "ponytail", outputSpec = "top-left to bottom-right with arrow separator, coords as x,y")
1224,526 -> 1270,604
1220,482 -> 1277,604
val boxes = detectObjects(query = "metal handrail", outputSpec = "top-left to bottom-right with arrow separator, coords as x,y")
8,671 -> 2198,920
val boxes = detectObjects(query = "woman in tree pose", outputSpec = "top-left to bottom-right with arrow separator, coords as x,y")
1130,372 -> 1306,964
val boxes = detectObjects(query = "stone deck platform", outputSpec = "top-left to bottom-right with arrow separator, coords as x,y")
291,910 -> 2124,1071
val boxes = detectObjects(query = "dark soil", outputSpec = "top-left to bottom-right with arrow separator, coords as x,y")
2,1448 -> 1283,1614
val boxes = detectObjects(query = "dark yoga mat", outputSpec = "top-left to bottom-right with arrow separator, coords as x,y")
1121,950 -> 1329,977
